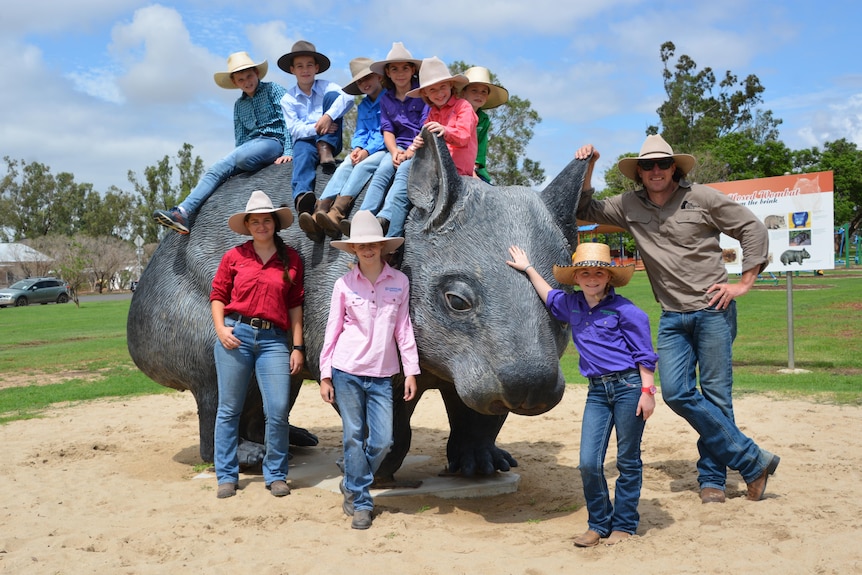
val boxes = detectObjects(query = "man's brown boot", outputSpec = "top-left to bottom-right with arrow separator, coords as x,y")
317,141 -> 336,171
316,195 -> 353,238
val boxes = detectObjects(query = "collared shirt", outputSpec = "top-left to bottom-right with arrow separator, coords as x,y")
426,95 -> 478,176
234,81 -> 292,157
546,288 -> 657,379
577,182 -> 769,312
475,108 -> 490,181
379,81 -> 429,150
281,79 -> 354,142
351,89 -> 386,154
210,241 -> 304,331
320,263 -> 420,380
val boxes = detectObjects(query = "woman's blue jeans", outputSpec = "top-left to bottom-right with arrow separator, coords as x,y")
579,370 -> 645,536
657,302 -> 774,488
332,368 -> 394,511
320,150 -> 387,201
357,153 -> 397,214
376,157 -> 413,238
180,137 -> 283,216
213,319 -> 291,487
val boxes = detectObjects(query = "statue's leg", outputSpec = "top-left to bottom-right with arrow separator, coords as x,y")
438,385 -> 517,477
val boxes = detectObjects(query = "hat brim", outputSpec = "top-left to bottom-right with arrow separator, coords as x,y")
331,236 -> 404,254
552,262 -> 635,287
369,58 -> 422,77
277,51 -> 331,74
405,74 -> 469,99
618,153 -> 696,181
214,61 -> 268,90
464,83 -> 509,109
228,206 -> 294,235
342,71 -> 377,96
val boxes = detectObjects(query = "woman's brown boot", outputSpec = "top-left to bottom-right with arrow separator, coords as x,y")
316,195 -> 354,239
298,197 -> 334,243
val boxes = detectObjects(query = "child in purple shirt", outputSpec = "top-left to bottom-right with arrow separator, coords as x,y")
507,241 -> 657,548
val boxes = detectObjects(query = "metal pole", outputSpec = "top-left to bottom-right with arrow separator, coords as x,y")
786,272 -> 794,369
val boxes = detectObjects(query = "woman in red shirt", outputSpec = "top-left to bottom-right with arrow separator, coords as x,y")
210,190 -> 305,499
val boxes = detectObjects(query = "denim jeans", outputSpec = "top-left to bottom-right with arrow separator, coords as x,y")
579,370 -> 645,536
290,91 -> 345,199
332,368 -> 394,511
376,157 -> 413,237
320,150 -> 387,201
657,302 -> 773,488
180,137 -> 283,216
213,318 -> 291,487
357,153 -> 397,214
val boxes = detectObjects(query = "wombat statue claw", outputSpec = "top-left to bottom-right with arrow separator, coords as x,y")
128,127 -> 589,481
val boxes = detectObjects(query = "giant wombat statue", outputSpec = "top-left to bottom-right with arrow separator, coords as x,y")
128,129 -> 587,480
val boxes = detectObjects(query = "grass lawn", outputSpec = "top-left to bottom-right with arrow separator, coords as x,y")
1,268 -> 860,424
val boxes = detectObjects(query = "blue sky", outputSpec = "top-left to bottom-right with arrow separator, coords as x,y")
1,0 -> 859,195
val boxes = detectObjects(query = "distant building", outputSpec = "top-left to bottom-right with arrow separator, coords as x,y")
0,243 -> 53,286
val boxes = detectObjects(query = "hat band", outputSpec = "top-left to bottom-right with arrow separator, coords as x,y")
573,260 -> 615,268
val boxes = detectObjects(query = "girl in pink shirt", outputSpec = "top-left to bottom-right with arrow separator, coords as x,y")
319,210 -> 419,529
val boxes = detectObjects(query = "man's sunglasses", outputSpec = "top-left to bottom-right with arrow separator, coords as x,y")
637,158 -> 675,171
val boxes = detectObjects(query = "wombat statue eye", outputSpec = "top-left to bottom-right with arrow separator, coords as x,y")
445,291 -> 472,312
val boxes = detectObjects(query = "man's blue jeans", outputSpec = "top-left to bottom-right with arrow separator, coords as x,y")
579,370 -> 645,536
657,302 -> 773,489
290,91 -> 345,200
332,368 -> 394,512
320,150 -> 387,201
213,318 -> 291,487
180,136 -> 283,216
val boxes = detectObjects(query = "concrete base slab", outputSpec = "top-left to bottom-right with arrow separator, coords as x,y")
286,446 -> 520,499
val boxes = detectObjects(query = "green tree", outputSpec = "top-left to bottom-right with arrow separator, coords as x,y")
794,139 -> 862,237
448,61 -> 544,186
648,41 -> 781,153
128,143 -> 205,243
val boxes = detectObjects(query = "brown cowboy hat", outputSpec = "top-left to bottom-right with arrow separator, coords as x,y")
213,52 -> 267,90
552,242 -> 634,288
277,40 -> 331,74
617,134 -> 696,181
227,190 -> 294,235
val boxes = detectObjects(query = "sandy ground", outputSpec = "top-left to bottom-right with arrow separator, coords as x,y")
1,384 -> 860,574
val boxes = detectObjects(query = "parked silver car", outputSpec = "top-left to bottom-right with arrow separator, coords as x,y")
0,277 -> 72,307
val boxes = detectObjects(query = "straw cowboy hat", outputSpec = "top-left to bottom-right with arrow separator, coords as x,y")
463,66 -> 509,109
277,40 -> 331,74
369,42 -> 422,76
552,242 -> 635,288
617,134 -> 696,181
213,52 -> 268,90
331,210 -> 404,254
227,190 -> 294,235
406,57 -> 469,99
342,57 -> 376,96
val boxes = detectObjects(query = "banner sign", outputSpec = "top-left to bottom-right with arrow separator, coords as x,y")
708,172 -> 834,273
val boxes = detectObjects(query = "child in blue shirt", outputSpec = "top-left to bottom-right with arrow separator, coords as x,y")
507,241 -> 657,548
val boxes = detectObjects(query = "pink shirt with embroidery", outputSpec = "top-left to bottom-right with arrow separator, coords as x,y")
426,95 -> 478,176
320,263 -> 420,380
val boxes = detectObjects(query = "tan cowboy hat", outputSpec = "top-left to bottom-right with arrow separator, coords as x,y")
331,210 -> 404,254
342,57 -> 378,96
213,52 -> 268,90
617,134 -> 696,181
406,57 -> 469,99
369,42 -> 422,76
462,66 -> 509,109
552,242 -> 635,288
277,40 -> 331,74
227,190 -> 294,235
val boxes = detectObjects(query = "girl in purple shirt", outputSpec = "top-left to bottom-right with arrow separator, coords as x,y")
507,242 -> 657,548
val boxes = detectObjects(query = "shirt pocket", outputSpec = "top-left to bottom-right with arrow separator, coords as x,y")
591,313 -> 621,336
346,295 -> 371,324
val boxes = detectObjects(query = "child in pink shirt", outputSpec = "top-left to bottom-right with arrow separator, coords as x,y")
375,56 -> 478,238
319,210 -> 419,529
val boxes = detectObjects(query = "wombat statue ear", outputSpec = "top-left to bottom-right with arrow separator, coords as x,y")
407,126 -> 463,232
540,155 -> 590,250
